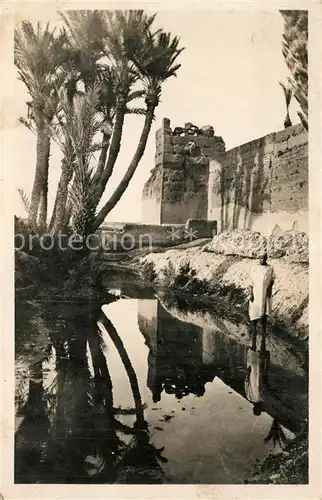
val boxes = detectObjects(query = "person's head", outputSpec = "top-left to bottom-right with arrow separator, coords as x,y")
259,252 -> 268,266
253,403 -> 262,416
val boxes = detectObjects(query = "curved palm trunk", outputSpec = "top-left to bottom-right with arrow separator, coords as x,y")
29,116 -> 51,228
98,315 -> 146,429
92,106 -> 155,231
87,326 -> 114,410
95,103 -> 126,203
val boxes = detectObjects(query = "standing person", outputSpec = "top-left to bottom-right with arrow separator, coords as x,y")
248,252 -> 275,352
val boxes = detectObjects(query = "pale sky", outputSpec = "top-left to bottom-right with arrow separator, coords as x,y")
11,9 -> 300,223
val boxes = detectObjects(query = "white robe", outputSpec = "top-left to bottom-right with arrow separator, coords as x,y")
245,348 -> 269,403
249,264 -> 275,321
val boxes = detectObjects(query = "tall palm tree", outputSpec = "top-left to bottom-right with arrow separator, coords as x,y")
279,82 -> 293,128
280,10 -> 308,130
54,87 -> 102,237
92,29 -> 184,229
14,21 -> 67,228
92,10 -> 158,207
92,65 -> 146,187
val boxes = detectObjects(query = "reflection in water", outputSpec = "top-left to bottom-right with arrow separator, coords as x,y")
15,293 -> 307,484
15,301 -> 167,484
98,315 -> 147,430
244,345 -> 300,455
138,299 -> 307,428
138,299 -> 213,401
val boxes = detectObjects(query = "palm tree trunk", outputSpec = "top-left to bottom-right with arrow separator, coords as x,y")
48,197 -> 58,233
95,103 -> 126,203
29,116 -> 51,228
92,106 -> 154,231
92,132 -> 110,186
99,316 -> 146,429
38,189 -> 48,230
50,159 -> 74,233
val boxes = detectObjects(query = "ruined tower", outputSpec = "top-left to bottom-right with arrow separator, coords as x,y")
141,118 -> 226,224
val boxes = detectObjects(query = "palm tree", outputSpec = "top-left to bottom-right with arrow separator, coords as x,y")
60,10 -> 107,91
279,82 -> 293,128
51,87 -> 102,237
14,21 -> 67,228
92,10 -> 157,207
49,11 -> 148,234
92,28 -> 184,229
280,10 -> 308,130
92,65 -> 146,187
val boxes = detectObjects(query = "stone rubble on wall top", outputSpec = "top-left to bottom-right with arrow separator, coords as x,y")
204,228 -> 308,263
160,117 -> 216,138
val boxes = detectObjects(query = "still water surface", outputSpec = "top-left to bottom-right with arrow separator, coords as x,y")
15,281 -> 307,484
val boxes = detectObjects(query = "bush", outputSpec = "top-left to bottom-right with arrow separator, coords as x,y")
160,260 -> 176,289
159,261 -> 213,296
140,261 -> 157,282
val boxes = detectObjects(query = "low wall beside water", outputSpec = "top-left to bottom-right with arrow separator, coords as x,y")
96,222 -> 186,250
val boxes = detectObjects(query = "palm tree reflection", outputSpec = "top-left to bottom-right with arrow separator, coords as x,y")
15,360 -> 51,483
15,302 -> 167,483
264,418 -> 289,456
97,315 -> 147,430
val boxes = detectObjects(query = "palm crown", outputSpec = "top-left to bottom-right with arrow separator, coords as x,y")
15,21 -> 67,119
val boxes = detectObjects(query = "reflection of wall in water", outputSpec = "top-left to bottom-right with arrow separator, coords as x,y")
202,328 -> 247,375
137,300 -> 307,432
138,299 -> 247,391
138,299 -> 204,394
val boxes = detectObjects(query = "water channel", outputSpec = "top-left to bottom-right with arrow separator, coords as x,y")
15,273 -> 308,484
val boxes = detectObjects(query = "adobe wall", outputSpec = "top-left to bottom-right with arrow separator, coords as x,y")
208,124 -> 308,234
142,118 -> 225,224
97,222 -> 186,250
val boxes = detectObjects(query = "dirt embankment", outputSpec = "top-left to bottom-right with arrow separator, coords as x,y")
139,247 -> 309,344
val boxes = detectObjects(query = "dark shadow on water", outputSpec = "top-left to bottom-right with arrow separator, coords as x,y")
15,299 -> 166,484
15,289 -> 308,484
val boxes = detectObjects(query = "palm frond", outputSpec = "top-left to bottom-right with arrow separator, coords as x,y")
127,89 -> 145,102
18,116 -> 36,134
297,110 -> 308,131
279,81 -> 293,106
125,106 -> 146,115
280,10 -> 308,123
60,10 -> 107,88
17,188 -> 30,213
15,20 -> 68,124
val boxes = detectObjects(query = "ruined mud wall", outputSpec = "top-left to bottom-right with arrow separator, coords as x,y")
142,118 -> 225,224
208,124 -> 308,234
